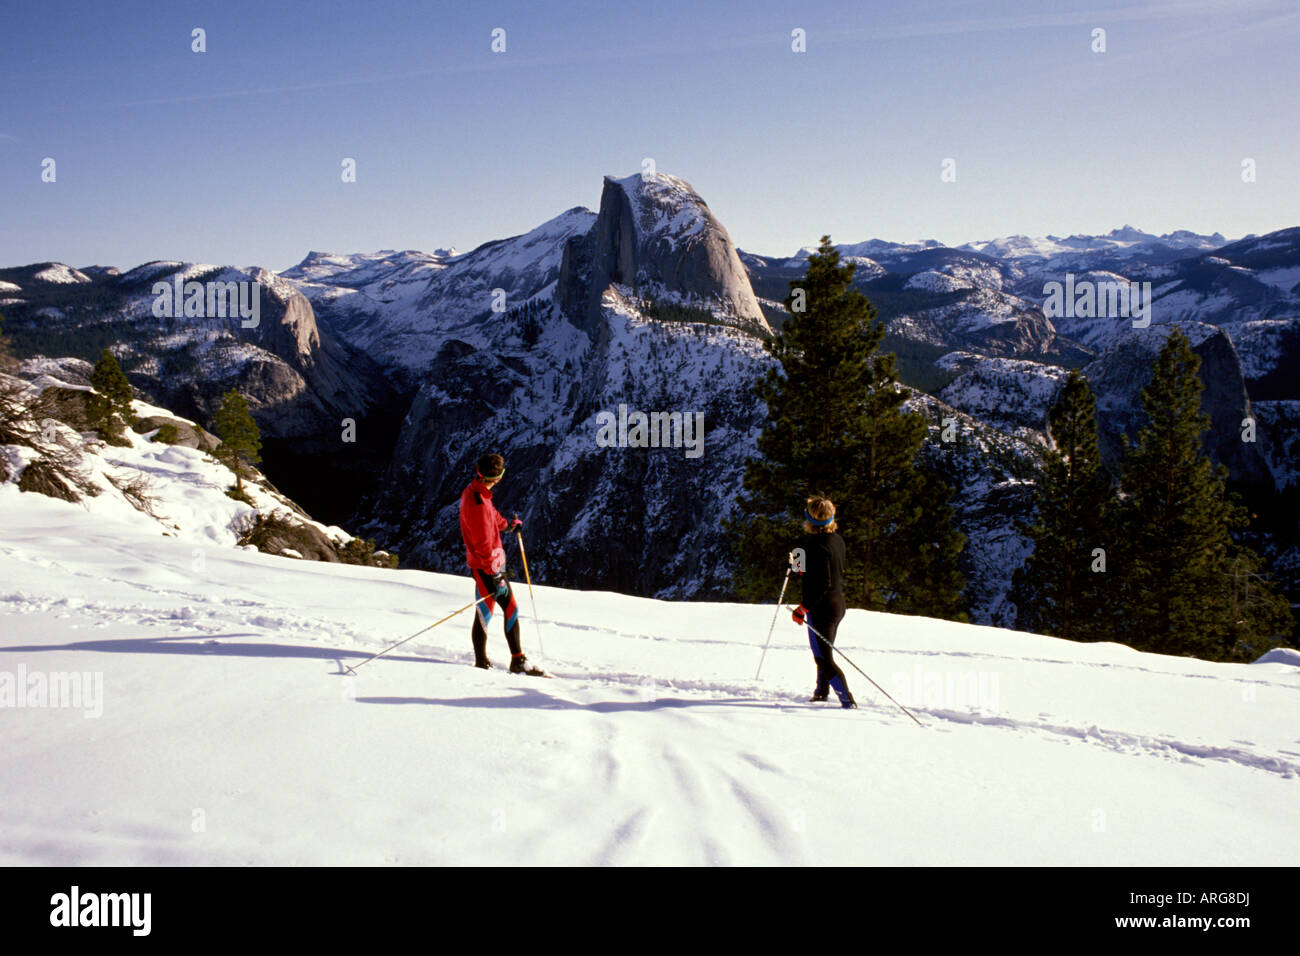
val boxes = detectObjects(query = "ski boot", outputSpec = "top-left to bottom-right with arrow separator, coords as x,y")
509,654 -> 548,677
809,689 -> 829,702
475,658 -> 494,670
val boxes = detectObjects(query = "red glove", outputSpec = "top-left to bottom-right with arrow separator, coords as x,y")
506,516 -> 523,531
791,605 -> 808,625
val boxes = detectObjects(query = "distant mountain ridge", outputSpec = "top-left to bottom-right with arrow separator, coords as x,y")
756,225 -> 1233,266
2,173 -> 1297,628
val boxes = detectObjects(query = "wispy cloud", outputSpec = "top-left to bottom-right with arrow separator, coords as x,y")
112,1 -> 1295,110
809,0 -> 1296,42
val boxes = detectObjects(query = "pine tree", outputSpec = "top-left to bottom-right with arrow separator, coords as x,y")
1119,329 -> 1289,660
730,236 -> 966,618
89,348 -> 135,447
886,464 -> 968,619
91,348 -> 134,417
214,390 -> 262,495
1016,370 -> 1117,641
0,313 -> 12,369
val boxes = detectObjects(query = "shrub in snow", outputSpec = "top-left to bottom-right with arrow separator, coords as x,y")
17,458 -> 86,503
108,471 -> 163,519
338,536 -> 399,569
225,484 -> 256,506
0,376 -> 29,447
233,510 -> 340,562
28,383 -> 130,447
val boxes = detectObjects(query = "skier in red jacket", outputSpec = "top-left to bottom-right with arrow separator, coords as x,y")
459,453 -> 543,675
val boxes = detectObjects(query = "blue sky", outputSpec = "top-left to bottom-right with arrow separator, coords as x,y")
2,0 -> 1297,270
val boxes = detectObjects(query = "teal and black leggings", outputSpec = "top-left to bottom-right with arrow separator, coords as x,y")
471,567 -> 522,662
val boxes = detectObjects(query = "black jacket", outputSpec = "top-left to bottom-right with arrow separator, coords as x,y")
796,532 -> 846,611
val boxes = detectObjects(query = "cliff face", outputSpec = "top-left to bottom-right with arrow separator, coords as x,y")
559,173 -> 769,335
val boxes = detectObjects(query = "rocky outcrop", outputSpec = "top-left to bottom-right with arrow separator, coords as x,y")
30,383 -> 100,432
133,414 -> 219,452
244,270 -> 320,367
559,173 -> 769,335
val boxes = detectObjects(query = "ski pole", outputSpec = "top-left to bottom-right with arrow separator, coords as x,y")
755,566 -> 792,680
515,524 -> 545,658
786,606 -> 925,728
344,594 -> 491,676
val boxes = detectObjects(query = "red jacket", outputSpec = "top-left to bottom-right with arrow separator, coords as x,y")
460,479 -> 508,573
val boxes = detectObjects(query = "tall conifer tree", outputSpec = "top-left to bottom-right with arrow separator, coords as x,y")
214,389 -> 262,495
731,237 -> 966,619
1017,370 -> 1117,640
1119,329 -> 1288,660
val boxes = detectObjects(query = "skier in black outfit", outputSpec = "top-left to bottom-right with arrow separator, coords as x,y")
791,497 -> 856,709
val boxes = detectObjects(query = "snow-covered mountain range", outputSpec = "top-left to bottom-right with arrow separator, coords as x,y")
960,225 -> 1229,264
2,172 -> 1297,630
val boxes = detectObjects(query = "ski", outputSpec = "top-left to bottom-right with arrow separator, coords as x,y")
475,660 -> 553,678
511,665 -> 552,679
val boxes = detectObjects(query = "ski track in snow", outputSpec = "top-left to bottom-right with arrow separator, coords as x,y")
5,545 -> 1299,784
6,586 -> 1298,786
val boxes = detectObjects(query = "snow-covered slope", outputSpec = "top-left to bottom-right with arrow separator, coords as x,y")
936,352 -> 1071,442
0,370 -> 378,565
1,487 -> 1296,865
284,208 -> 597,375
